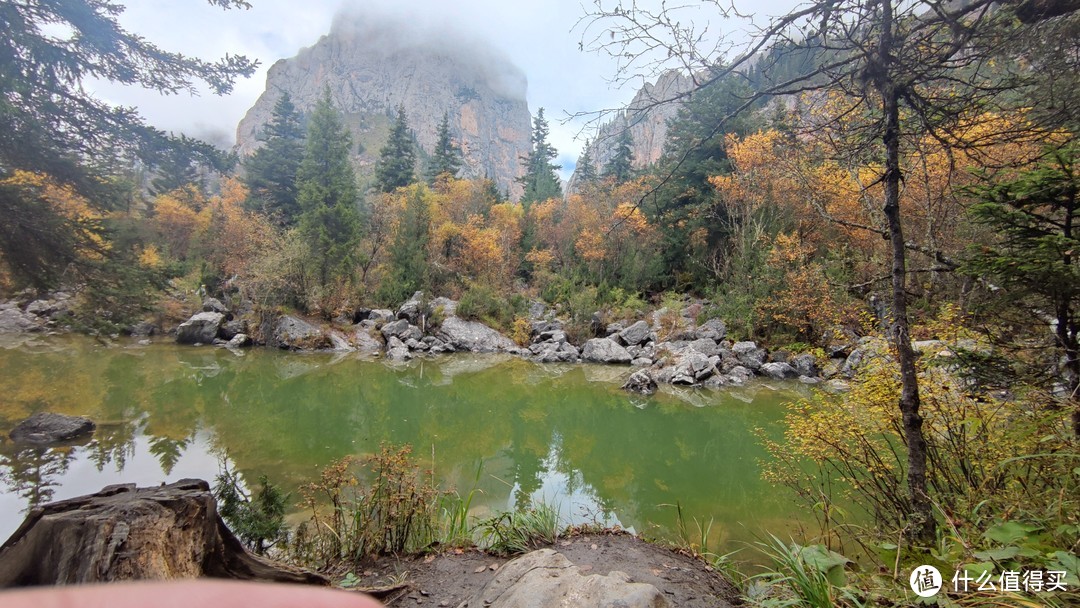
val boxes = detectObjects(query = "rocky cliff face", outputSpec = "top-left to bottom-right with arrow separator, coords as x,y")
236,13 -> 532,198
570,71 -> 694,191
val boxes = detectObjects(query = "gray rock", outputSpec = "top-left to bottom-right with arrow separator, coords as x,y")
436,316 -> 516,353
581,338 -> 633,364
761,361 -> 800,380
799,375 -> 822,384
429,296 -> 459,318
532,341 -> 580,363
912,339 -> 946,355
219,319 -> 248,341
618,320 -> 652,347
396,291 -> 425,322
385,336 -> 412,362
353,328 -> 383,356
768,349 -> 792,363
327,332 -> 354,352
381,318 -> 422,341
605,321 -> 626,337
666,351 -> 716,385
840,349 -> 865,378
534,329 -> 567,344
176,312 -> 225,345
622,369 -> 658,395
688,338 -> 721,357
10,413 -> 95,445
791,353 -> 819,377
631,357 -> 653,367
271,315 -> 329,350
527,300 -> 547,320
695,317 -> 727,341
726,365 -> 755,384
531,320 -> 561,335
226,333 -> 251,348
368,309 -> 396,325
201,297 -> 228,314
459,548 -> 669,608
127,321 -> 159,338
0,307 -> 43,333
732,341 -> 767,370
822,326 -> 858,358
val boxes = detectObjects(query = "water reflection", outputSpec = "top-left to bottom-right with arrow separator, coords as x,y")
0,337 -> 808,553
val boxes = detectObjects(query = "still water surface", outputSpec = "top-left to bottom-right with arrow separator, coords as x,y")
0,335 -> 811,555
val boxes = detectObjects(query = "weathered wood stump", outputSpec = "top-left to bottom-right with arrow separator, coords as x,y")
0,479 -> 326,588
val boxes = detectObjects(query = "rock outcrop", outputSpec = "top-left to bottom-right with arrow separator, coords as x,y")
436,316 -> 517,353
236,12 -> 532,198
460,548 -> 669,608
176,312 -> 225,345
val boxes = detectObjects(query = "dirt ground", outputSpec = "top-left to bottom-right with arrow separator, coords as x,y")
342,531 -> 741,607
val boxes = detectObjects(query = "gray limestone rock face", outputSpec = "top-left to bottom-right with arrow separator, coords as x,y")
435,316 -> 516,353
236,15 -> 532,199
176,312 -> 225,345
581,338 -> 633,364
458,548 -> 669,608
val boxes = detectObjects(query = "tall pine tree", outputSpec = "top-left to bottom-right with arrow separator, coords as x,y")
426,112 -> 462,184
243,92 -> 305,226
375,106 -> 417,192
296,88 -> 361,286
517,108 -> 562,207
575,139 -> 600,185
603,129 -> 635,184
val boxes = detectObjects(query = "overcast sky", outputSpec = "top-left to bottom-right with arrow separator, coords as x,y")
94,0 -> 801,179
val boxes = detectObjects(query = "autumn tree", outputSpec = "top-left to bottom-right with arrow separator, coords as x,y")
376,106 -> 417,192
517,108 -> 562,207
296,89 -> 361,286
243,92 -> 305,226
579,0 -> 1075,541
0,0 -> 256,288
426,112 -> 462,184
378,185 -> 432,305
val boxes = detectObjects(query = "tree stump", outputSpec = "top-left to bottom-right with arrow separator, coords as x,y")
0,479 -> 326,588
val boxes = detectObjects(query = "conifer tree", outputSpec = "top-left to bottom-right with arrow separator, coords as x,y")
426,112 -> 463,184
378,186 -> 432,305
296,88 -> 361,285
375,106 -> 417,192
603,129 -> 635,183
243,92 -> 305,226
517,108 -> 562,207
575,140 -> 600,185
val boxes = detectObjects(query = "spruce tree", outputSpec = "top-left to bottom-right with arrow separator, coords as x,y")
426,112 -> 463,184
575,139 -> 600,185
603,129 -> 635,184
375,106 -> 417,192
243,92 -> 305,226
517,108 -> 562,207
296,88 -> 361,285
378,186 -> 432,305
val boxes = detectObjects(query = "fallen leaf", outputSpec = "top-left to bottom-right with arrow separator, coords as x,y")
489,563 -> 500,571
423,555 -> 436,564
474,565 -> 486,573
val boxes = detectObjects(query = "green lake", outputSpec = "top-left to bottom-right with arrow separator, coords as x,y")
0,335 -> 813,557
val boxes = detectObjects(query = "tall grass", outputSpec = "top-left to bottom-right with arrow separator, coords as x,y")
477,502 -> 563,555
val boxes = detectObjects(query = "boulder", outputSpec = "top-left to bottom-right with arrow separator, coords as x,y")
436,316 -> 516,353
761,361 -> 800,380
581,338 -> 633,364
176,312 -> 225,345
385,336 -> 412,362
381,318 -> 422,342
618,320 -> 652,347
662,352 -> 716,385
226,333 -> 251,348
396,291 -> 425,323
605,321 -> 626,337
533,329 -> 567,344
127,321 -> 159,337
726,365 -> 754,385
460,548 -> 668,608
622,369 -> 658,396
353,328 -> 383,356
0,479 -> 325,587
688,338 -> 721,357
429,296 -> 459,318
790,353 -> 819,377
531,341 -> 579,363
219,319 -> 248,341
368,309 -> 396,325
9,413 -> 95,445
0,307 -> 43,333
694,318 -> 727,341
731,341 -> 767,371
270,315 -> 330,350
201,297 -> 228,314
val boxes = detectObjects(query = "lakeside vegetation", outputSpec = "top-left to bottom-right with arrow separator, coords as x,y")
1,0 -> 1079,605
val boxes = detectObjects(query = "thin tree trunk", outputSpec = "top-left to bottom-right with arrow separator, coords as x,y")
877,0 -> 936,543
